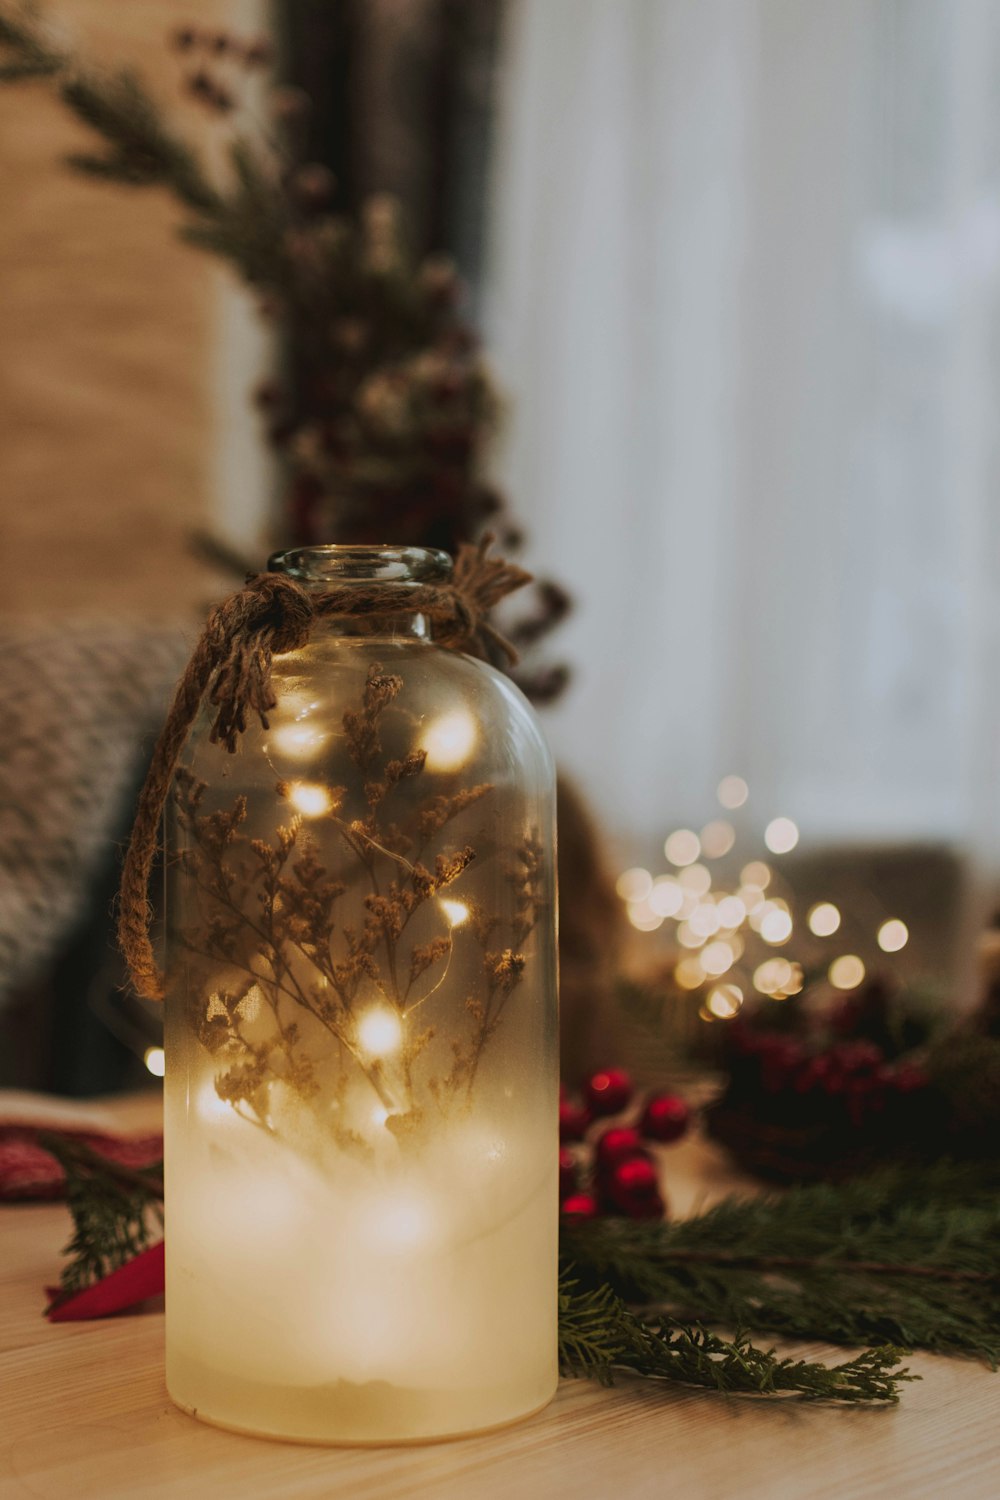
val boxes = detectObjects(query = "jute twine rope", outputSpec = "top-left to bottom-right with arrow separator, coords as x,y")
118,535 -> 531,1002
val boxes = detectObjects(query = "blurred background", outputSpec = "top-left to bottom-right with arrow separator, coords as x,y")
3,0 -> 1000,1117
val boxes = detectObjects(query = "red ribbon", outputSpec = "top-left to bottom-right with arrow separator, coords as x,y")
45,1240 -> 165,1322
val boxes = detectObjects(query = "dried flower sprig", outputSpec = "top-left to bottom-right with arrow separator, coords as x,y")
171,663 -> 540,1139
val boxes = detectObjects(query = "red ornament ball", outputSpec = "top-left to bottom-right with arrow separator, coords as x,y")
641,1093 -> 691,1144
561,1193 -> 599,1220
558,1147 -> 577,1200
559,1099 -> 591,1143
595,1126 -> 644,1171
585,1068 -> 634,1117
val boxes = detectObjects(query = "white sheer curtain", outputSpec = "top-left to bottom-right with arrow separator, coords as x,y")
485,0 -> 1000,874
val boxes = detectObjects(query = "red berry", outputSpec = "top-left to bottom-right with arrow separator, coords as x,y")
595,1126 -> 644,1170
585,1068 -> 633,1117
561,1193 -> 599,1220
641,1093 -> 690,1143
558,1148 -> 577,1200
608,1156 -> 665,1218
559,1099 -> 591,1143
614,1156 -> 658,1194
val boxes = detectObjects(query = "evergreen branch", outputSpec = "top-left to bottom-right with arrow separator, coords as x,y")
562,1160 -> 1000,1365
39,1133 -> 163,1296
57,70 -> 218,211
558,1273 -> 911,1403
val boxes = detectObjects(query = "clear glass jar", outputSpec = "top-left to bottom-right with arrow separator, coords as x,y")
163,545 -> 559,1443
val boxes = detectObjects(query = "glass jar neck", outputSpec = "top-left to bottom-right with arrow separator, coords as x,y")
268,545 -> 452,642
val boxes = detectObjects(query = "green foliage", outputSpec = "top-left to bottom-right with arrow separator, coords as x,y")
562,1159 -> 1000,1365
40,1134 -> 163,1296
558,1273 -> 911,1402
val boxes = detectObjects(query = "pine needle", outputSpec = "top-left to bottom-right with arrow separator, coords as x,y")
558,1272 -> 912,1402
562,1159 -> 1000,1366
39,1134 -> 163,1295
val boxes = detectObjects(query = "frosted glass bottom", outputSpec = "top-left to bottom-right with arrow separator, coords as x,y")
167,1356 -> 557,1445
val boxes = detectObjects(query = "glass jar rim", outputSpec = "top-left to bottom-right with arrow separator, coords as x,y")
268,545 -> 453,586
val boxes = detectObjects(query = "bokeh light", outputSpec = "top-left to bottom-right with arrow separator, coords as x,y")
700,819 -> 736,859
829,955 -> 866,990
717,775 -> 749,809
649,876 -> 684,917
144,1046 -> 166,1078
706,983 -> 743,1018
877,919 -> 909,953
808,902 -> 841,937
740,861 -> 771,889
678,863 -> 712,895
664,829 -> 701,867
764,817 -> 799,854
617,867 -> 653,903
760,907 -> 793,944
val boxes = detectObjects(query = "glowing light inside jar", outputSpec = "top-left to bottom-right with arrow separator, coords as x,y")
356,1006 -> 404,1058
288,781 -> 334,817
440,898 -> 470,928
420,709 -> 478,771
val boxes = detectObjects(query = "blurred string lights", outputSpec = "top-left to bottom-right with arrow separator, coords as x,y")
616,775 -> 910,1025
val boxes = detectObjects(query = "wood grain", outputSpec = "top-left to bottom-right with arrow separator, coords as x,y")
1,1105 -> 997,1500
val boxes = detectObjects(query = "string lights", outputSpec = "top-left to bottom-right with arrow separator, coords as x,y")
618,775 -> 912,1022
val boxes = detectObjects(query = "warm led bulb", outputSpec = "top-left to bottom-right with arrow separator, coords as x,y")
764,817 -> 799,854
420,709 -> 478,772
664,829 -> 701,867
808,902 -> 841,937
144,1046 -> 166,1078
877,919 -> 909,953
717,775 -> 749,809
829,955 -> 865,990
440,898 -> 470,928
288,781 -> 333,818
270,722 -> 324,760
357,1006 -> 403,1058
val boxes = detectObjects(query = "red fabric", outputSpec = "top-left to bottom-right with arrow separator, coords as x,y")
45,1240 -> 165,1321
0,1124 -> 162,1201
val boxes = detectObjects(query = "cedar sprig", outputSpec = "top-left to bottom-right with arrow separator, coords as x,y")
39,1133 -> 163,1295
561,1159 -> 1000,1365
558,1272 -> 911,1403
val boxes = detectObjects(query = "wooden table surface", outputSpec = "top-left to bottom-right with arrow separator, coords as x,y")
1,1097 -> 998,1500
